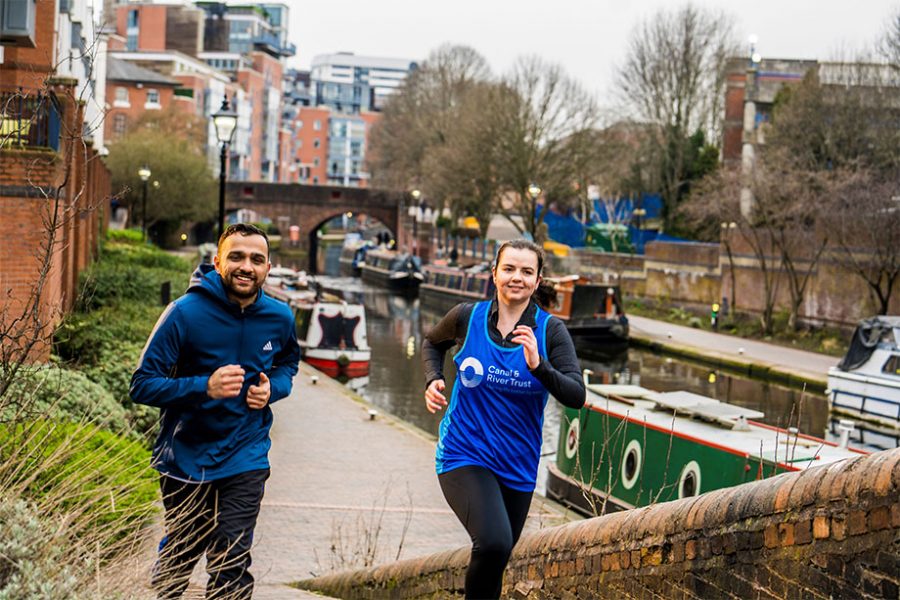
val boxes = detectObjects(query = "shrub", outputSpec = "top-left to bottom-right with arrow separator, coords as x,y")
105,228 -> 144,244
0,496 -> 81,599
688,316 -> 702,328
3,366 -> 129,434
55,303 -> 163,365
0,422 -> 158,595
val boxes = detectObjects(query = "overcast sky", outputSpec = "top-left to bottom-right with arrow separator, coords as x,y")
288,0 -> 897,101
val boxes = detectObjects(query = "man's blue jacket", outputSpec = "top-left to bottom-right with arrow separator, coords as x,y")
130,265 -> 300,481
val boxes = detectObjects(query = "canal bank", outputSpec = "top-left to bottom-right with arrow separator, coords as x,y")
627,315 -> 837,393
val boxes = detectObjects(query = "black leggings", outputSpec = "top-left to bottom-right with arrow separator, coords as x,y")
438,465 -> 533,600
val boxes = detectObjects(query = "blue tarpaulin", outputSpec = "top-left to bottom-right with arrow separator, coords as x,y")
536,194 -> 684,254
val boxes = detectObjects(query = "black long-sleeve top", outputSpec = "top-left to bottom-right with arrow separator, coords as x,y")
422,299 -> 586,409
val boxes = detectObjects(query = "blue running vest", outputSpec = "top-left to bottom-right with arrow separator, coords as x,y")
435,301 -> 551,492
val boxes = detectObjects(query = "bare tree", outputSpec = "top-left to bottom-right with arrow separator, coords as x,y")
492,56 -> 600,241
878,8 -> 900,69
615,3 -> 736,229
368,44 -> 491,194
827,172 -> 900,315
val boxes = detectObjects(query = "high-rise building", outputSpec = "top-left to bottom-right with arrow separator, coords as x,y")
310,52 -> 416,113
288,53 -> 416,187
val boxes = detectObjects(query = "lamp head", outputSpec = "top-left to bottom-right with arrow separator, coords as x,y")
138,166 -> 151,181
213,97 -> 238,144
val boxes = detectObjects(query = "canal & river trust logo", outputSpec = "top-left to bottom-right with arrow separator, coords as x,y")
458,357 -> 484,388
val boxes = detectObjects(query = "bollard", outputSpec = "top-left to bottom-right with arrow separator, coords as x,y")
161,281 -> 171,306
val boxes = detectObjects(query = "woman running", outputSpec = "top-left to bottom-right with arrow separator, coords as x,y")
423,239 -> 585,599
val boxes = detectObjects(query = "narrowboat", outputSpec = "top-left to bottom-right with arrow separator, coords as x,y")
360,249 -> 424,294
264,284 -> 371,379
419,264 -> 629,349
546,372 -> 867,516
827,316 -> 900,430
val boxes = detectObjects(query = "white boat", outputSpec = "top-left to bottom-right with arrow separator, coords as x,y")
827,316 -> 900,429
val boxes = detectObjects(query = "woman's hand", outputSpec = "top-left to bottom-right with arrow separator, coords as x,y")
511,325 -> 541,370
425,379 -> 447,413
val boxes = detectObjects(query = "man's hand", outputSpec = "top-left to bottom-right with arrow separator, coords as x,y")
425,378 -> 447,414
247,372 -> 271,410
208,365 -> 245,399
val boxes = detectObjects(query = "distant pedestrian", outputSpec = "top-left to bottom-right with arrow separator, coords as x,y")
422,239 -> 585,599
449,246 -> 459,265
131,223 -> 300,599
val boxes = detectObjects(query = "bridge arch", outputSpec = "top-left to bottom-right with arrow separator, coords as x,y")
225,182 -> 405,271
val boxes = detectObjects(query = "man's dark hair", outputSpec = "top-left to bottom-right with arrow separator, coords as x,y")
218,223 -> 269,255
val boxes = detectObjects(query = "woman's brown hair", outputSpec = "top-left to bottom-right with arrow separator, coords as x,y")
493,239 -> 558,310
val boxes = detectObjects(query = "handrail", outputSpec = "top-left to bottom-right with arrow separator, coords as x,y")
0,87 -> 61,151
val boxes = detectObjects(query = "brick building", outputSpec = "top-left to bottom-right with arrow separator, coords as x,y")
104,57 -> 180,141
1,0 -> 112,361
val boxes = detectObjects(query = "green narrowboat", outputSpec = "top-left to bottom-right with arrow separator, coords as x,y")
547,373 -> 869,516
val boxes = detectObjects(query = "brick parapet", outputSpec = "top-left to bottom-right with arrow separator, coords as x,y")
298,447 -> 900,599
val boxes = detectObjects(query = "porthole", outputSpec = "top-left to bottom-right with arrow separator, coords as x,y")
564,418 -> 579,460
678,461 -> 702,499
621,439 -> 642,490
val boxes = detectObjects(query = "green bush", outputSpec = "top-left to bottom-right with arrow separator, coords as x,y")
0,421 -> 158,546
0,496 -> 81,599
80,342 -> 159,436
688,316 -> 702,328
56,302 -> 163,365
105,228 -> 144,244
4,367 -> 129,434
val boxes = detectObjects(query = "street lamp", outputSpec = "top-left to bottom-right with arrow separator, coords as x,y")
137,165 -> 151,241
409,189 -> 426,256
212,96 -> 238,239
527,183 -> 542,201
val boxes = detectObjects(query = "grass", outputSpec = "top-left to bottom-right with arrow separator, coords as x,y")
625,297 -> 850,358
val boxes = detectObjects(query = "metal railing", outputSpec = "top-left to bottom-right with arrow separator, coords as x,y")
0,87 -> 62,151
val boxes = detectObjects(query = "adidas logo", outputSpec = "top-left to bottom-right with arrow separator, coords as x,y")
262,341 -> 273,352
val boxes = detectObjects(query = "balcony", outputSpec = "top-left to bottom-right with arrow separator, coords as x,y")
0,88 -> 62,152
251,33 -> 295,58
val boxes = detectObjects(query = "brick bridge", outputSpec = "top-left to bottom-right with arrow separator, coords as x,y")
225,181 -> 409,271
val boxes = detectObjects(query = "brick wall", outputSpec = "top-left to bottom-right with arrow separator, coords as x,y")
298,447 -> 900,599
0,85 -> 110,363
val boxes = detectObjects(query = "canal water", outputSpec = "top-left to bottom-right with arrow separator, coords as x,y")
290,243 -> 896,494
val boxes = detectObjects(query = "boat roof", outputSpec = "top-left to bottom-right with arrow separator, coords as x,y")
583,383 -> 867,469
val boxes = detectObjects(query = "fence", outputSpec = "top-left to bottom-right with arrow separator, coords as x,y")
0,87 -> 62,151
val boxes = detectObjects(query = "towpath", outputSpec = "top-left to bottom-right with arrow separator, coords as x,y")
628,315 -> 840,389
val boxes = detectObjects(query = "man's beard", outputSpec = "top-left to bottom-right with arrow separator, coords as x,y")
223,270 -> 260,299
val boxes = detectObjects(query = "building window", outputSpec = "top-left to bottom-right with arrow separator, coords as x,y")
313,157 -> 320,167
313,176 -> 319,184
313,119 -> 321,131
297,120 -> 303,129
146,88 -> 160,107
313,138 -> 320,148
127,9 -> 139,27
114,87 -> 129,106
113,114 -> 127,136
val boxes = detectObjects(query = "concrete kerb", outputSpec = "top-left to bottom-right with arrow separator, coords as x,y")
627,335 -> 827,393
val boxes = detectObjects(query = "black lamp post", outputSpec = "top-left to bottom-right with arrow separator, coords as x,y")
212,97 -> 238,239
409,189 -> 422,255
138,165 -> 151,241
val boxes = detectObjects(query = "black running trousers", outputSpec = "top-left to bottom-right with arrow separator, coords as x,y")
152,468 -> 269,599
438,465 -> 533,600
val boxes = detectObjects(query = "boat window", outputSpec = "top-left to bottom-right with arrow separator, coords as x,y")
436,273 -> 448,287
882,355 -> 900,375
450,275 -> 462,289
621,440 -> 642,490
678,461 -> 701,499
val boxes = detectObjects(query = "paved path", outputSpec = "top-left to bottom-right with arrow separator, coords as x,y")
628,315 -> 839,388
